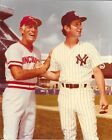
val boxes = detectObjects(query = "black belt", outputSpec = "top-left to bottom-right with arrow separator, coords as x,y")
62,83 -> 87,89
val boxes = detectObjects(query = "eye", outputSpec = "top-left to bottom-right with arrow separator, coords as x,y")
26,25 -> 37,30
74,23 -> 81,27
71,20 -> 82,27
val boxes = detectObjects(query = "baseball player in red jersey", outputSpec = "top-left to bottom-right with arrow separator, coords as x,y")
43,11 -> 108,140
2,16 -> 50,140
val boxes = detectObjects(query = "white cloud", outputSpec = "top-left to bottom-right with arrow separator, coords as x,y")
41,33 -> 60,45
46,14 -> 58,25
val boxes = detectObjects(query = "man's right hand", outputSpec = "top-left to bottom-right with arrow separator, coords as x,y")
35,64 -> 47,75
34,61 -> 42,69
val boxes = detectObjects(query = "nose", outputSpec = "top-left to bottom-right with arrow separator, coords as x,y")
71,24 -> 82,29
30,26 -> 38,31
78,24 -> 82,29
79,25 -> 82,30
31,27 -> 35,31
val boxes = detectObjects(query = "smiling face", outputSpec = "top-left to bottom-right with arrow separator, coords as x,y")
20,24 -> 38,44
70,19 -> 82,37
64,19 -> 83,39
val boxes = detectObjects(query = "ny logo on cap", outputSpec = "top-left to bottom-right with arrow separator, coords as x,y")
76,54 -> 88,66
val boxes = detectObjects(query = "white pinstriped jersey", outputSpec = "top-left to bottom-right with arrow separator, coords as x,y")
50,42 -> 102,84
5,42 -> 41,90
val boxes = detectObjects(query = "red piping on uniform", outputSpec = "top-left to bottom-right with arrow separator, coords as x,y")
6,81 -> 36,85
8,61 -> 22,65
7,86 -> 35,90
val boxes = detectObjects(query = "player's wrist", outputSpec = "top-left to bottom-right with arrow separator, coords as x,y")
42,64 -> 48,71
38,65 -> 47,74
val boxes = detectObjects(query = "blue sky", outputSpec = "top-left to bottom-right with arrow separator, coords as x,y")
1,0 -> 112,55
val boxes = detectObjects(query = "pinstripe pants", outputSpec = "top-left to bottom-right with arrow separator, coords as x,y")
58,87 -> 99,140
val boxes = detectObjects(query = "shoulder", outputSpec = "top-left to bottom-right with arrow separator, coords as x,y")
5,42 -> 23,56
6,42 -> 23,51
51,43 -> 64,58
80,42 -> 95,48
53,42 -> 64,53
79,42 -> 97,51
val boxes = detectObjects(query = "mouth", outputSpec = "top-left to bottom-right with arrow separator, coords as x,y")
77,31 -> 81,34
29,34 -> 35,37
77,29 -> 82,33
28,34 -> 36,39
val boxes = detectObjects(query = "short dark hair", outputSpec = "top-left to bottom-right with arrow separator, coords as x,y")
62,28 -> 66,36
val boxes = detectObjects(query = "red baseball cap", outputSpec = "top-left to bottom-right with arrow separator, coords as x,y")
20,16 -> 42,27
61,11 -> 87,26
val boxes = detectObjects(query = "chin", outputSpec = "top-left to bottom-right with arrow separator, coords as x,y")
28,38 -> 36,42
27,39 -> 34,44
77,34 -> 81,38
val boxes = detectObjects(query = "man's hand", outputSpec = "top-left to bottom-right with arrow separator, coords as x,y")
34,61 -> 42,69
99,95 -> 108,114
42,71 -> 60,81
35,64 -> 48,75
49,48 -> 54,58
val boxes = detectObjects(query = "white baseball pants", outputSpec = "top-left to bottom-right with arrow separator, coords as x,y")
58,87 -> 99,140
2,88 -> 36,140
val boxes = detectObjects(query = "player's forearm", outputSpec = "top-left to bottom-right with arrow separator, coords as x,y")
10,66 -> 47,80
42,71 -> 60,81
93,67 -> 105,96
14,69 -> 42,80
93,67 -> 108,110
43,55 -> 51,71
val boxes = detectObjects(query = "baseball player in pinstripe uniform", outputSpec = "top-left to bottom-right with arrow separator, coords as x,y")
43,11 -> 108,140
2,16 -> 50,140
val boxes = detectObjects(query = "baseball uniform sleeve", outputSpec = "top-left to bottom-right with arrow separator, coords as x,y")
88,43 -> 103,68
5,44 -> 23,68
34,47 -> 41,61
49,50 -> 60,71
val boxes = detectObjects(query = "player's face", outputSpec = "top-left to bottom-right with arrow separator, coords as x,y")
68,19 -> 82,38
21,25 -> 38,43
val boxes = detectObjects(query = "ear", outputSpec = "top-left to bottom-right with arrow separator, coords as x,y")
19,27 -> 24,34
63,25 -> 70,33
19,25 -> 25,34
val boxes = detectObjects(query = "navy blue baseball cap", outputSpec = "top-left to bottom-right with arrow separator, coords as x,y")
61,11 -> 87,26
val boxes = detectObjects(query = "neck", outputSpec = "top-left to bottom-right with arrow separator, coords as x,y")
20,39 -> 33,51
65,36 -> 79,48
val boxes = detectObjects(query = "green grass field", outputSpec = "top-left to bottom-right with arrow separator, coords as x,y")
36,94 -> 112,106
36,94 -> 58,106
35,94 -> 112,140
34,110 -> 112,140
0,94 -> 112,139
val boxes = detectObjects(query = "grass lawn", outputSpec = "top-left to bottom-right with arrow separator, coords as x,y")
36,94 -> 112,106
0,94 -> 112,139
36,94 -> 58,106
34,109 -> 112,140
35,94 -> 112,140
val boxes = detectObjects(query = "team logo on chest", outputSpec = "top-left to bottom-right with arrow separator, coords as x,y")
22,56 -> 38,64
76,54 -> 88,66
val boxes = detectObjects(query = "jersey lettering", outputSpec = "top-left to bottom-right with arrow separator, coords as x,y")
76,54 -> 88,66
22,56 -> 39,64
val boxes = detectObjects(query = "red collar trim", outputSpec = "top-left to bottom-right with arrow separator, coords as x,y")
19,40 -> 33,52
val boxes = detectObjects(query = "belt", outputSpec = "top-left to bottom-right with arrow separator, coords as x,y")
62,83 -> 87,89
